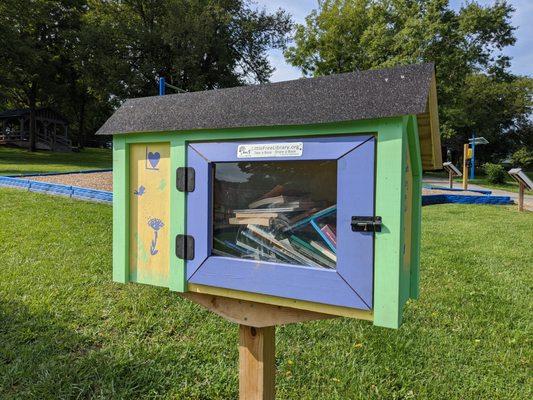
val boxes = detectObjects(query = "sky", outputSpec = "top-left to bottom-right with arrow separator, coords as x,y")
254,0 -> 532,82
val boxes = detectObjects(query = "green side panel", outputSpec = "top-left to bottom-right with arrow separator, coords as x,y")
373,118 -> 406,329
407,115 -> 423,299
399,118 -> 411,309
169,137 -> 186,291
112,136 -> 129,283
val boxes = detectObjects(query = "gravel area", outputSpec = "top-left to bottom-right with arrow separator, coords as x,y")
26,173 -> 490,197
421,187 -> 488,196
27,172 -> 113,192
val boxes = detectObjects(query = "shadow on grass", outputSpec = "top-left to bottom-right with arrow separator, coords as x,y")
0,299 -> 170,399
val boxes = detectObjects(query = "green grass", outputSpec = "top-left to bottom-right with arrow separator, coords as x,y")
0,146 -> 112,175
0,188 -> 531,399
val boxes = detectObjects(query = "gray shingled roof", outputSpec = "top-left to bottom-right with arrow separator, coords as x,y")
96,63 -> 434,135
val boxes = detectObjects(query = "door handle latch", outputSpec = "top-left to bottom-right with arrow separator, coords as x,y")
351,216 -> 382,232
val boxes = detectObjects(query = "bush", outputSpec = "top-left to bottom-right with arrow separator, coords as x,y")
483,163 -> 506,184
511,147 -> 533,169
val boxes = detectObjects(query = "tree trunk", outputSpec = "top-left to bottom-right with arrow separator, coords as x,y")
28,83 -> 37,152
78,98 -> 86,149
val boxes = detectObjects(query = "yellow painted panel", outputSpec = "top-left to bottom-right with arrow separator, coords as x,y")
129,143 -> 171,286
188,284 -> 374,321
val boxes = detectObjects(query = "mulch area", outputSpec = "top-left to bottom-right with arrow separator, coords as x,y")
27,171 -> 113,192
26,171 -> 486,198
421,187 -> 486,196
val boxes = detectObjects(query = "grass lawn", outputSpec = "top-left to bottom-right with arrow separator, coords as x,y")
0,146 -> 112,176
0,188 -> 531,399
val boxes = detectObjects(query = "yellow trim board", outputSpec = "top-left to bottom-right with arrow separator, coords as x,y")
129,142 -> 171,286
187,284 -> 374,321
416,73 -> 442,171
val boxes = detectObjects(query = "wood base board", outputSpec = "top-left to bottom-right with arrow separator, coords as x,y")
187,283 -> 373,322
182,292 -> 335,327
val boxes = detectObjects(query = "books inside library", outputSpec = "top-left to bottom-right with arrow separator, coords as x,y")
212,160 -> 338,269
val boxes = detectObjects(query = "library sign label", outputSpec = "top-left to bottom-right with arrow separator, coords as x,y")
237,142 -> 303,158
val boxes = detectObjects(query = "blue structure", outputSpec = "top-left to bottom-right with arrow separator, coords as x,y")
422,194 -> 512,206
0,176 -> 112,203
159,77 -> 166,96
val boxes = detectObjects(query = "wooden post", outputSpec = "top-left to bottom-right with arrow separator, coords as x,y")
239,325 -> 275,400
518,182 -> 525,212
181,292 -> 336,400
449,170 -> 453,189
462,144 -> 469,190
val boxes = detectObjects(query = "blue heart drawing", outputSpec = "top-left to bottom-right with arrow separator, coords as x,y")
147,151 -> 160,169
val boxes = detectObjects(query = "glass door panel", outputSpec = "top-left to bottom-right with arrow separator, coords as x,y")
212,160 -> 337,269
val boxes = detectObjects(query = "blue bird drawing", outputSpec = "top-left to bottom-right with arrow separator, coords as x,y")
134,185 -> 146,196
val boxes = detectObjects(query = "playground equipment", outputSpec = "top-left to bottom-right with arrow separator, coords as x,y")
98,63 -> 442,399
443,161 -> 462,188
468,134 -> 489,180
158,76 -> 186,96
462,135 -> 489,187
508,168 -> 533,212
462,144 -> 471,189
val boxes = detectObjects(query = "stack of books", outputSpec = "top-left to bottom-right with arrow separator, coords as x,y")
213,187 -> 337,269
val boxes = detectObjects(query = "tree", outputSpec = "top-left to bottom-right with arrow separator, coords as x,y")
0,0 -> 292,149
285,0 -> 532,163
0,0 -> 87,151
83,0 -> 292,97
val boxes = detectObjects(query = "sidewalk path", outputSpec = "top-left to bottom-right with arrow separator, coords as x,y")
423,178 -> 533,211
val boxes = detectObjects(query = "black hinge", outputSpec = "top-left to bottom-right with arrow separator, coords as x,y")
176,235 -> 195,260
176,167 -> 195,192
351,216 -> 382,232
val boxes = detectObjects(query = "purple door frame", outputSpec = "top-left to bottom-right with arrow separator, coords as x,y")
186,135 -> 375,310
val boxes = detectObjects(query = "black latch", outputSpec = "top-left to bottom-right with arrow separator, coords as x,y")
176,235 -> 195,260
351,216 -> 382,232
176,167 -> 195,192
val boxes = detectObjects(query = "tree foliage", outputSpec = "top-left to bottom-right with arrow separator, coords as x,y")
0,0 -> 87,149
285,0 -> 532,164
0,0 -> 291,148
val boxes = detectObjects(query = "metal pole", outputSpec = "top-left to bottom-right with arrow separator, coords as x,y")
470,132 -> 475,180
159,77 -> 165,96
463,144 -> 469,190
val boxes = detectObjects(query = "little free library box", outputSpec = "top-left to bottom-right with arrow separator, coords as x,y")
98,63 -> 442,330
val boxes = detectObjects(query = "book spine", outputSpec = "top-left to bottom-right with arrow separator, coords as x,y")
320,225 -> 337,248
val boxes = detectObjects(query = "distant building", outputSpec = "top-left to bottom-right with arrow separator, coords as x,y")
0,108 -> 71,151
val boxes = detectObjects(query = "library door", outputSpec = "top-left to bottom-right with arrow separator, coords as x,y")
186,135 -> 375,310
